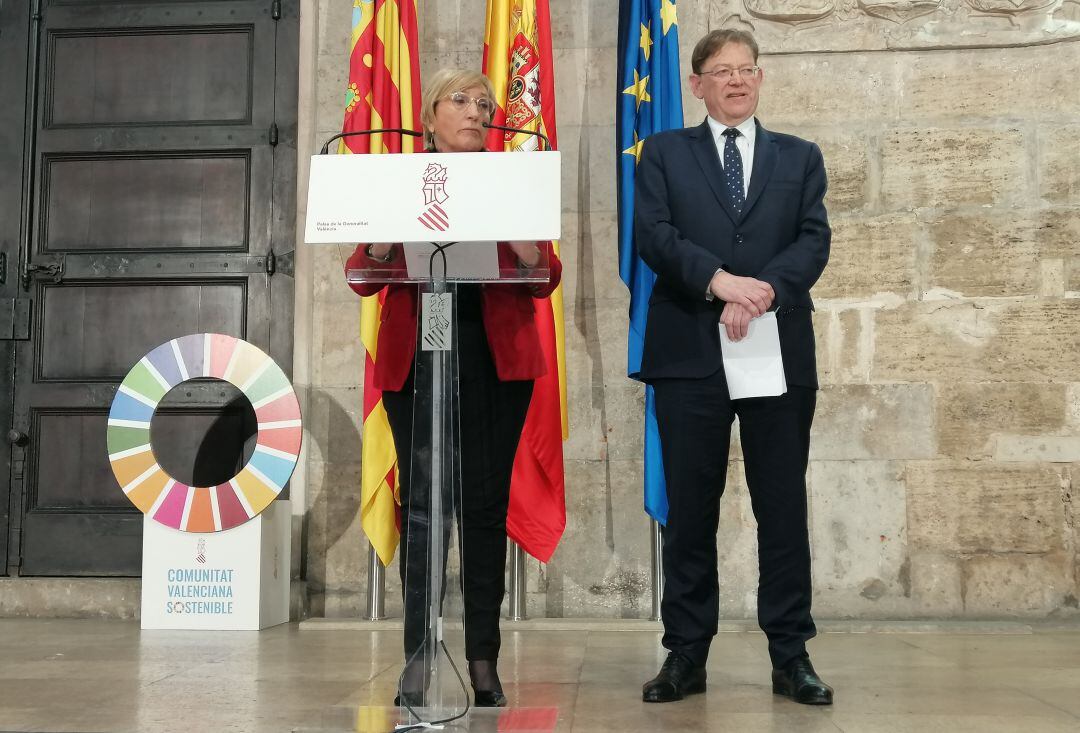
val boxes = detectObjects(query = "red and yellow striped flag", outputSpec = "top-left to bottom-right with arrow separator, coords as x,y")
341,0 -> 421,566
483,0 -> 567,562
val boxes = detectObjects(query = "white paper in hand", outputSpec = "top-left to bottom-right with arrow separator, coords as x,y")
719,311 -> 787,399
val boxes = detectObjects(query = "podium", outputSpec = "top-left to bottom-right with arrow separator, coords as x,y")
305,149 -> 560,728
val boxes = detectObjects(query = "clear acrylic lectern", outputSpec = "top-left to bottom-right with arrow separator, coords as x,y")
348,244 -> 550,729
306,144 -> 560,731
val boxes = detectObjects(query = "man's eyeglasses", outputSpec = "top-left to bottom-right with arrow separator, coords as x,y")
698,66 -> 761,81
446,91 -> 495,116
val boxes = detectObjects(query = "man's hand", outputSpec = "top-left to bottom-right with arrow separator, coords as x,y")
720,301 -> 758,342
709,271 -> 774,316
508,240 -> 542,268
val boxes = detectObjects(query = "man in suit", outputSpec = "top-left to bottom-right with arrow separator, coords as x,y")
635,29 -> 833,705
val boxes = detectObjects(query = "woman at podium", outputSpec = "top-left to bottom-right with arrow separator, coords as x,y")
345,68 -> 562,708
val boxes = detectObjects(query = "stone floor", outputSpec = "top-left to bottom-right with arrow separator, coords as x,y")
1,619 -> 1079,732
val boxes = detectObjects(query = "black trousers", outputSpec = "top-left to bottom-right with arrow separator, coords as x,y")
653,368 -> 817,669
383,288 -> 532,662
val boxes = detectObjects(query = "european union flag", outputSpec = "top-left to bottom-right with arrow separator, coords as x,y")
617,0 -> 683,525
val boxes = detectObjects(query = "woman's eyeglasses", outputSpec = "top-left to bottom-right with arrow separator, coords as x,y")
446,91 -> 495,116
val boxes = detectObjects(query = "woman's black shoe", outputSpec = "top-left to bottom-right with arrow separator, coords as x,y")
395,654 -> 430,708
393,691 -> 425,709
468,659 -> 507,707
472,689 -> 508,707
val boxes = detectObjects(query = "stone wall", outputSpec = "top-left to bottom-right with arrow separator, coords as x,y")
294,0 -> 1080,620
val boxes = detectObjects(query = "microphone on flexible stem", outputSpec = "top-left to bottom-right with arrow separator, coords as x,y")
319,128 -> 423,155
481,122 -> 551,152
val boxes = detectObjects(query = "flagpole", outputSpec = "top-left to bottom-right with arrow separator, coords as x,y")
508,542 -> 527,620
650,519 -> 663,622
366,543 -> 386,621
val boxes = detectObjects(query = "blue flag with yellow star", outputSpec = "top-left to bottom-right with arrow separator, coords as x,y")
617,0 -> 683,525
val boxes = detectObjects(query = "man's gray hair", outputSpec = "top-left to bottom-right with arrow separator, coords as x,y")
691,29 -> 759,73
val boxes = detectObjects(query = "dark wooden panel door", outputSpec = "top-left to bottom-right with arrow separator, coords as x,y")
0,0 -> 33,576
7,0 -> 297,576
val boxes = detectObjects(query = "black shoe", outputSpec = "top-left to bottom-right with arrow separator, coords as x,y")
468,660 -> 507,708
771,655 -> 833,705
642,652 -> 707,703
393,691 -> 425,709
472,689 -> 508,707
395,655 -> 429,708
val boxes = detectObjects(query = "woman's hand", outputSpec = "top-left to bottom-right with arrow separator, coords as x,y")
366,243 -> 395,261
508,240 -> 541,268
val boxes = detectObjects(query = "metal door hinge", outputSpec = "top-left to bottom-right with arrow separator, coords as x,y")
271,0 -> 282,20
21,255 -> 64,289
265,249 -> 294,278
269,122 -> 279,146
1,299 -> 32,340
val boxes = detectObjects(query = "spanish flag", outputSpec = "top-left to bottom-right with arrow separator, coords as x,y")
483,0 -> 567,562
341,0 -> 421,566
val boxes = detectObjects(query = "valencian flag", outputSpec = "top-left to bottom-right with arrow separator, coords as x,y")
617,0 -> 683,525
482,0 -> 567,562
341,0 -> 421,566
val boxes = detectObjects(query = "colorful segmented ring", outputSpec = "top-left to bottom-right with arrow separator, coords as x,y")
107,333 -> 302,532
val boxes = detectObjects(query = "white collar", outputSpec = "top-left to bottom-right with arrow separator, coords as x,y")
706,115 -> 757,145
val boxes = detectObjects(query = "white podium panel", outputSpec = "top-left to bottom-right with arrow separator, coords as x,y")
140,500 -> 291,630
304,150 -> 561,244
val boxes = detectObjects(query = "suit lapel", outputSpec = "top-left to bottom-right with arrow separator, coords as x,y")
690,119 -> 741,224
742,122 -> 778,220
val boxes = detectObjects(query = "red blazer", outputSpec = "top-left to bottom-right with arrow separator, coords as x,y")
346,242 -> 562,392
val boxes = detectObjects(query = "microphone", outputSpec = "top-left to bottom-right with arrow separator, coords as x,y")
319,128 -> 423,155
481,122 -> 551,152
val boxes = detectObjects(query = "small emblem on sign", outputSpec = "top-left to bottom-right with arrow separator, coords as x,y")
421,293 -> 453,351
419,163 -> 451,232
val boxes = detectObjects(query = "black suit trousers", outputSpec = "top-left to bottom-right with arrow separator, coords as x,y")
383,288 -> 533,663
653,369 -> 817,669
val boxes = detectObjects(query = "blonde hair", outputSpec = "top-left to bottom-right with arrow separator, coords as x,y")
420,69 -> 497,151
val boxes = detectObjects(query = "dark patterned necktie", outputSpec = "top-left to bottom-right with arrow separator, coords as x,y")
722,127 -> 744,214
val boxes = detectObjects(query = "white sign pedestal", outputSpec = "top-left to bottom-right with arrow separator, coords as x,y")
140,500 -> 291,630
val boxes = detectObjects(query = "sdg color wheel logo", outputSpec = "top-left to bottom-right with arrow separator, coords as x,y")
107,334 -> 302,533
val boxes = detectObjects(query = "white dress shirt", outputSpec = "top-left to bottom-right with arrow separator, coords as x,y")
703,115 -> 757,300
706,114 -> 756,198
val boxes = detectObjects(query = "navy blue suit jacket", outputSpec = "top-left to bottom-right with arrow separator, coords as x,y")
634,118 -> 831,388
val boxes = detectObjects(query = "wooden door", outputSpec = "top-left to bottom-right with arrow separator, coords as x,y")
4,0 -> 297,576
